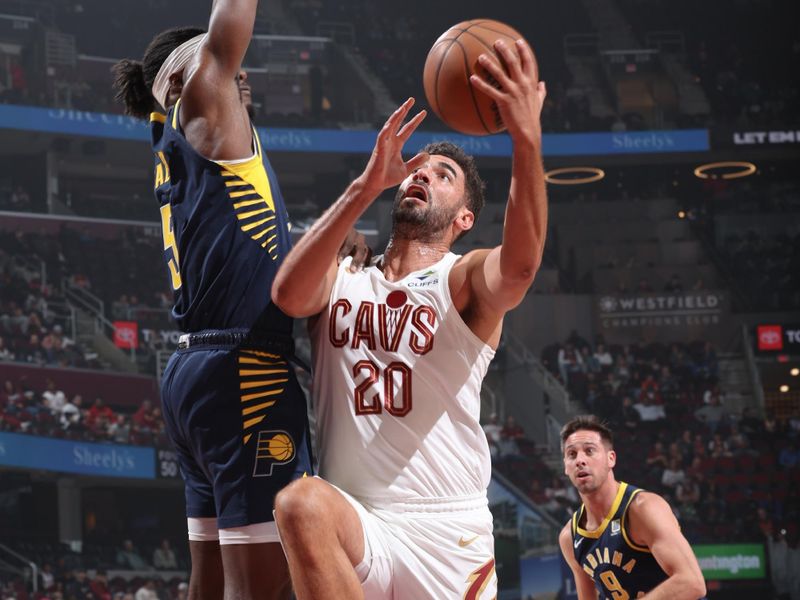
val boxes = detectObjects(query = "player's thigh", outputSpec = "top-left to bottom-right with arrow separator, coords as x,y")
165,346 -> 313,529
220,542 -> 291,600
275,477 -> 368,568
389,507 -> 497,599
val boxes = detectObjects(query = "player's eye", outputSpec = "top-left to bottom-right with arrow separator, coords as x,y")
439,172 -> 450,181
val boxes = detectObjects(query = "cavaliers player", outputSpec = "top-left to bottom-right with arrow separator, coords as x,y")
559,416 -> 707,600
111,2 -> 366,598
271,39 -> 546,599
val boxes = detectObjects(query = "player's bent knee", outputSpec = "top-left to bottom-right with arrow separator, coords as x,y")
274,478 -> 332,533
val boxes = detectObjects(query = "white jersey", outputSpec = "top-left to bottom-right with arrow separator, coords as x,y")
310,252 -> 495,506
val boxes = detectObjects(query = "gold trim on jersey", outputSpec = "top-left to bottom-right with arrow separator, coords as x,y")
575,482 -> 629,539
150,112 -> 166,124
216,127 -> 282,260
238,351 -> 288,444
621,488 -> 651,553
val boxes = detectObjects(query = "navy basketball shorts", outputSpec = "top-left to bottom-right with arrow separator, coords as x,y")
160,342 -> 313,530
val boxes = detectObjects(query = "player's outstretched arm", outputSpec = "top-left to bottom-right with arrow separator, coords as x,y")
272,98 -> 427,317
204,0 -> 259,76
463,39 -> 547,315
558,524 -> 600,600
627,493 -> 707,600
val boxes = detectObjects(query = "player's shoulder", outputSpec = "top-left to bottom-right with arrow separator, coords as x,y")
628,489 -> 674,520
558,519 -> 574,546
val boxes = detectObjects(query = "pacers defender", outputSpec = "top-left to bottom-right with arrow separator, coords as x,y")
112,2 -> 321,598
272,39 -> 546,599
559,416 -> 707,600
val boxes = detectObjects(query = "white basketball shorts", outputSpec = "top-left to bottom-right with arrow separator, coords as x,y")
332,484 -> 498,600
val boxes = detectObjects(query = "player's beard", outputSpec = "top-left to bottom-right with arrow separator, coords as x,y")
391,188 -> 459,243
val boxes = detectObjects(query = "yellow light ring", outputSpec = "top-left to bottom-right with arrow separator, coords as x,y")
544,167 -> 605,185
693,161 -> 756,180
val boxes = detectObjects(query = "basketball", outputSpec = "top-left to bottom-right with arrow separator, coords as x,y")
268,433 -> 295,462
423,20 -> 535,136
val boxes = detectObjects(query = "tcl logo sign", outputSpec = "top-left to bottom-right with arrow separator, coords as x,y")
757,325 -> 783,351
113,321 -> 139,350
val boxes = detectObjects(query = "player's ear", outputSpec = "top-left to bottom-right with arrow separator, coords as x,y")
455,206 -> 474,234
608,449 -> 616,468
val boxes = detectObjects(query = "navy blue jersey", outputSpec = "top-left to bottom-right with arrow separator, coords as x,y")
571,482 -> 668,599
150,101 -> 293,335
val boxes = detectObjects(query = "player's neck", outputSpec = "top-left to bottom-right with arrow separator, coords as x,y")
580,477 -> 620,528
380,238 -> 450,282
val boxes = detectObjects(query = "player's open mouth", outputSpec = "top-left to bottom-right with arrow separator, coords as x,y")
404,184 -> 428,203
577,471 -> 590,480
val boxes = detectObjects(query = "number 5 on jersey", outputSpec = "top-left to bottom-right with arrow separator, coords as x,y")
160,204 -> 182,290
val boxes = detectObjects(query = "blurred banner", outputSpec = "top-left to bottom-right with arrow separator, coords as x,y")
693,544 -> 766,580
0,431 -> 154,479
594,290 -> 732,344
713,127 -> 800,148
0,105 -> 709,157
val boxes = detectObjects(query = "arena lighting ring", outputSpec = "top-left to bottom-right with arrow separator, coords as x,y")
693,161 -> 757,180
544,166 -> 605,185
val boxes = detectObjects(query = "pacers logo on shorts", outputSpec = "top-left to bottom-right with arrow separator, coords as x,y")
253,430 -> 296,477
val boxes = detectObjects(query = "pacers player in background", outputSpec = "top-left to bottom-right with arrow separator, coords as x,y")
112,1 -> 365,598
559,416 -> 707,600
272,38 -> 546,599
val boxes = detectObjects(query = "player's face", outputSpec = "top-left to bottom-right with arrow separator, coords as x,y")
392,155 -> 467,241
237,70 -> 254,119
563,430 -> 616,495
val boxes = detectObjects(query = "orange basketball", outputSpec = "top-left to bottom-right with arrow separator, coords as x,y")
423,20 -> 536,136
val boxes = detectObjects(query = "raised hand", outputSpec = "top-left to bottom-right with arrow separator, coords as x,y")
469,39 -> 546,143
360,98 -> 428,195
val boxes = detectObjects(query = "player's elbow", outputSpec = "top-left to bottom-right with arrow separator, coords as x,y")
271,278 -> 323,318
679,573 -> 706,600
689,576 -> 707,600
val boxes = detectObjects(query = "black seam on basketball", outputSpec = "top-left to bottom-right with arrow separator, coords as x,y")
434,38 -> 460,125
452,39 -> 492,135
471,24 -> 521,39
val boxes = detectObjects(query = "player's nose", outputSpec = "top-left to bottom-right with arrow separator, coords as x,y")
412,167 -> 431,184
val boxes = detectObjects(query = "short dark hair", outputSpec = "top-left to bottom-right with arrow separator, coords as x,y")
560,415 -> 614,450
420,141 -> 486,239
112,26 -> 206,119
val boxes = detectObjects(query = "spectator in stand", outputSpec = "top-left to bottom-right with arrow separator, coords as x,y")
116,539 -> 149,570
60,395 -> 83,431
663,274 -> 684,293
86,397 -> 115,429
528,478 -> 548,505
593,343 -> 613,371
42,380 -> 67,415
501,415 -> 525,442
0,336 -> 13,361
65,570 -> 93,600
152,539 -> 177,570
108,414 -> 131,444
661,457 -> 686,490
779,442 -> 800,469
134,580 -> 158,600
557,342 -> 584,384
40,563 -> 55,590
177,582 -> 189,600
132,399 -> 157,433
482,413 -> 502,460
633,391 -> 666,423
646,441 -> 669,474
89,571 -> 112,600
694,393 -> 728,433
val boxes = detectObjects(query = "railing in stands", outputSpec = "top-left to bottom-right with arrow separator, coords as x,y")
741,324 -> 766,411
0,542 -> 38,594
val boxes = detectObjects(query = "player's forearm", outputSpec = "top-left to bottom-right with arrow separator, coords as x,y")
498,137 -> 547,282
272,177 -> 376,316
640,573 -> 707,600
206,0 -> 258,72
